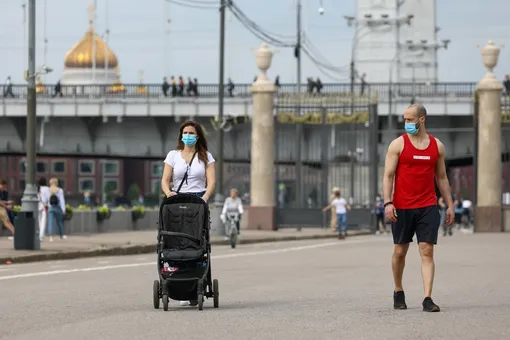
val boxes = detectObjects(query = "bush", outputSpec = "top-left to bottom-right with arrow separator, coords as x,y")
96,206 -> 111,222
64,204 -> 74,221
131,206 -> 146,221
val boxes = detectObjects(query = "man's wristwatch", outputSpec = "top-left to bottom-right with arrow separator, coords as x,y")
383,201 -> 393,208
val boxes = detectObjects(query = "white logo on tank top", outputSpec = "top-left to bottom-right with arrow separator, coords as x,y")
413,155 -> 431,160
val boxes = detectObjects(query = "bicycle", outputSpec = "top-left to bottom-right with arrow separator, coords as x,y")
224,212 -> 239,249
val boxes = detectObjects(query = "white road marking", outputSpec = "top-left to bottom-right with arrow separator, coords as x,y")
0,268 -> 12,272
0,237 -> 384,281
97,261 -> 110,264
49,265 -> 67,269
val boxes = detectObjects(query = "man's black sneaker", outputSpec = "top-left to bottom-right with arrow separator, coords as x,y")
422,297 -> 440,312
393,291 -> 407,310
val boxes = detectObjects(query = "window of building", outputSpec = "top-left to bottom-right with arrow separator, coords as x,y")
151,179 -> 161,195
103,161 -> 119,176
78,178 -> 95,193
20,160 -> 48,174
19,179 -> 26,192
36,161 -> 48,174
52,160 -> 66,174
78,160 -> 95,175
151,161 -> 163,177
103,179 -> 119,193
57,178 -> 66,191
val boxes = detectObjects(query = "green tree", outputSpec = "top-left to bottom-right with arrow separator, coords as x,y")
128,183 -> 141,202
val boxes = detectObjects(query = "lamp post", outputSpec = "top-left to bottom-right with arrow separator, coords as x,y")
18,0 -> 53,250
210,0 -> 227,236
20,0 -> 38,220
295,0 -> 303,208
217,0 -> 226,197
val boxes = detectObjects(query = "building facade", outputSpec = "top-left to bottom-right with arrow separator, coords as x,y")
355,0 -> 444,84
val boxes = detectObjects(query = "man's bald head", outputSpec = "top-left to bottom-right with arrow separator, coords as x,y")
406,104 -> 427,118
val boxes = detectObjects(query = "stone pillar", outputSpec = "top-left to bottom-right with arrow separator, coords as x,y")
247,43 -> 278,230
475,40 -> 504,232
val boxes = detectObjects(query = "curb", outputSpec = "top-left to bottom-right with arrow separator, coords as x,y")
0,230 -> 372,265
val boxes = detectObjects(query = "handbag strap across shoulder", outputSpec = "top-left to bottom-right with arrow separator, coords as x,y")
176,151 -> 197,194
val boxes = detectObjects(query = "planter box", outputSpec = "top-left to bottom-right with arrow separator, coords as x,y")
65,211 -> 97,234
63,210 -> 159,235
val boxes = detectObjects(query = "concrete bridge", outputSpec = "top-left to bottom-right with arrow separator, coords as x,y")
1,82 -> 477,119
0,81 -> 499,164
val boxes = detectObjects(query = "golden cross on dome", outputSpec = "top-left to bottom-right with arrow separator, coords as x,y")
88,3 -> 95,25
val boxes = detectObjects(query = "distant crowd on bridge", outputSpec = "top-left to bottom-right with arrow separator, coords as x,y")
2,74 -> 333,99
4,74 -> 510,99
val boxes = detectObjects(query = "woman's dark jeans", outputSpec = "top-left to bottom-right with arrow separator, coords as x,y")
48,205 -> 64,237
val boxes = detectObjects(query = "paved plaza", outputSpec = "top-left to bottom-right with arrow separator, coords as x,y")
0,232 -> 508,340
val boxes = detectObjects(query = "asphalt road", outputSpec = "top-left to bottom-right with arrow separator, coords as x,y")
0,233 -> 509,340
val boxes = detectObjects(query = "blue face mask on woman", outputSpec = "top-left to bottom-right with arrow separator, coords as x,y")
181,133 -> 197,146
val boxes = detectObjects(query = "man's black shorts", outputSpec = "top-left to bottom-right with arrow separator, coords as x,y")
391,205 -> 440,244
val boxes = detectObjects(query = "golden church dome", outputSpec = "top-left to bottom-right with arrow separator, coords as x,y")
64,27 -> 118,69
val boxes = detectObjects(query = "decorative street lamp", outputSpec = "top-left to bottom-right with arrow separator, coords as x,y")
17,0 -> 53,250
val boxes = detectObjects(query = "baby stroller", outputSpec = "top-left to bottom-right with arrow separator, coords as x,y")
153,193 -> 219,311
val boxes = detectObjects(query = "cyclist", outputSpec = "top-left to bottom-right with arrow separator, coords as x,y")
221,188 -> 244,237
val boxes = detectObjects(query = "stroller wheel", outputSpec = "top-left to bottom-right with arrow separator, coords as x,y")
197,293 -> 204,311
162,294 -> 169,311
153,280 -> 160,309
213,279 -> 219,308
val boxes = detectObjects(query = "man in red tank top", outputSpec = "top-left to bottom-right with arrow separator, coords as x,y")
383,104 -> 454,313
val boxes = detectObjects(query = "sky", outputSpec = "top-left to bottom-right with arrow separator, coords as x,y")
0,0 -> 509,84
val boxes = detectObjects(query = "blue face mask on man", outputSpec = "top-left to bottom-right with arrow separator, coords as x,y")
181,133 -> 197,146
404,118 -> 422,135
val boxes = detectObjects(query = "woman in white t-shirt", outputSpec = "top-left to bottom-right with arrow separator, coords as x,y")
160,119 -> 216,307
161,120 -> 216,201
323,190 -> 351,239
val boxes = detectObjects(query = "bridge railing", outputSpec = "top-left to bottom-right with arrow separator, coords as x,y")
1,82 -> 478,100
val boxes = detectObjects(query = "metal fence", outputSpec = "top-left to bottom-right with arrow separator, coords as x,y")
273,92 -> 379,229
2,82 -> 478,100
